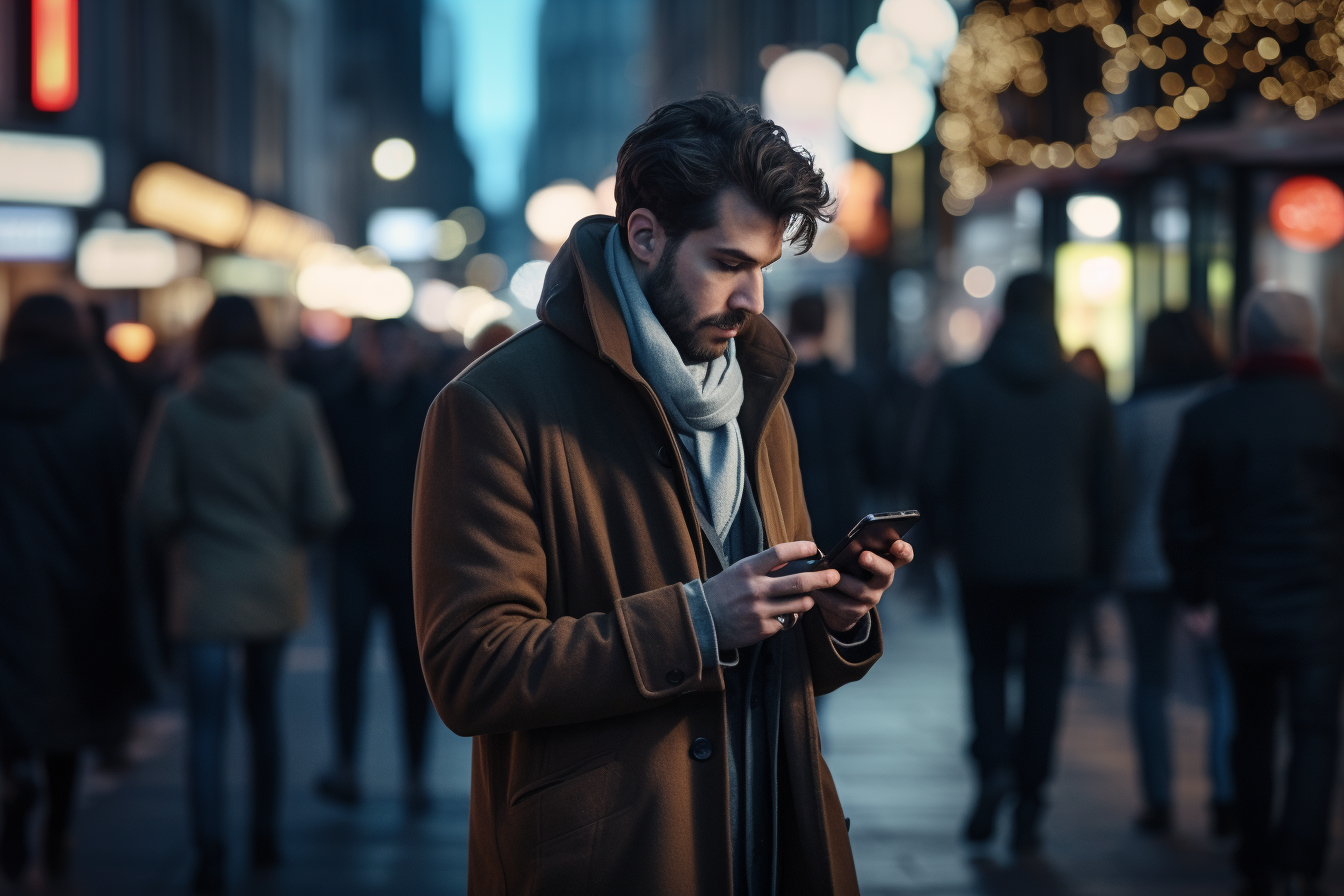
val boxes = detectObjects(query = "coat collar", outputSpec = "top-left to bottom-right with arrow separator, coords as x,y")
539,216 -> 797,465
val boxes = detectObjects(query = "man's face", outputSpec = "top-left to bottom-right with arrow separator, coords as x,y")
634,188 -> 784,365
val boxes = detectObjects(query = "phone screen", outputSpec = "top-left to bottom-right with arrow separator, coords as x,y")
820,511 -> 919,573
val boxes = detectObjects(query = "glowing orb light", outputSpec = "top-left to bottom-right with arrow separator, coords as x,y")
1269,175 -> 1344,252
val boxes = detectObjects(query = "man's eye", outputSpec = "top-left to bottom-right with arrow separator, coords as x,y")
718,261 -> 742,272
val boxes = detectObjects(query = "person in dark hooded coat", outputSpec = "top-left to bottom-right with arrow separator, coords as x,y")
919,273 -> 1119,854
0,294 -> 150,883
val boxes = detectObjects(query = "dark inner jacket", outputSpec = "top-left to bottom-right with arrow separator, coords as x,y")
1161,357 -> 1344,661
0,351 -> 148,749
919,316 -> 1119,588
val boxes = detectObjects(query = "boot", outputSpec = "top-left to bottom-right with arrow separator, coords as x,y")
0,765 -> 37,883
1010,796 -> 1044,857
192,841 -> 225,895
962,772 -> 1011,843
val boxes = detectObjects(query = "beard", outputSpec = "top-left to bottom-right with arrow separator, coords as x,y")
644,242 -> 752,364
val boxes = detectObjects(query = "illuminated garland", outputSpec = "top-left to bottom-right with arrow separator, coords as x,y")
938,0 -> 1344,215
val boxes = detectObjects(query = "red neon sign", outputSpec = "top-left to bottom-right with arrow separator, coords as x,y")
31,0 -> 78,112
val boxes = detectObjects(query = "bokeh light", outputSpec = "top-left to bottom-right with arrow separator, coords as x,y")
963,265 -> 996,298
105,322 -> 156,363
372,138 -> 416,181
525,181 -> 599,247
466,253 -> 508,291
413,279 -> 459,332
429,219 -> 468,261
449,206 -> 486,244
837,67 -> 935,154
1067,195 -> 1122,240
510,260 -> 550,310
1269,175 -> 1344,252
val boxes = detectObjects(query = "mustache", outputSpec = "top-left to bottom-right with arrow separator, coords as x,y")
699,309 -> 753,331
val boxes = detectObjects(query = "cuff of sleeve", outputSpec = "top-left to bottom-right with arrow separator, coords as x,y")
683,581 -> 741,667
683,581 -> 720,670
827,611 -> 872,649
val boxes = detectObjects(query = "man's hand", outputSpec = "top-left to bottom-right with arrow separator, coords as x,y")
703,541 -> 840,651
814,539 -> 914,633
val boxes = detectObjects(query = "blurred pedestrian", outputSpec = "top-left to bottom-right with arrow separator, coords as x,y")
1116,310 -> 1234,837
1069,346 -> 1107,387
0,295 -> 153,884
920,273 -> 1119,855
414,93 -> 911,894
316,318 -> 437,812
784,294 -> 880,550
134,296 -> 347,895
1163,288 -> 1344,896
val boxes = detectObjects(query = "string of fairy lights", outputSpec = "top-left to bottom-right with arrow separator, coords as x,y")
937,0 -> 1344,215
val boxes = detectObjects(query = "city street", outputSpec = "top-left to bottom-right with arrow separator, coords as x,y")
41,581 -> 1342,895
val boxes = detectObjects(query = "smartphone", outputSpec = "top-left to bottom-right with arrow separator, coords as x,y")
768,511 -> 920,579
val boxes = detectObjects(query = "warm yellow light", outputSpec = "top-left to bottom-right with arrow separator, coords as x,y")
1055,241 -> 1134,398
238,200 -> 332,264
106,322 -> 156,363
130,162 -> 251,248
372,138 -> 416,181
525,181 -> 599,247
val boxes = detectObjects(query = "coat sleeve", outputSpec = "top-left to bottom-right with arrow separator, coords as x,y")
412,380 -> 719,738
290,390 -> 349,541
133,399 -> 185,543
1160,412 -> 1210,606
772,402 -> 883,697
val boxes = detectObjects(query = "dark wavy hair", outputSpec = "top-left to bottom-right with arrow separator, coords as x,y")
614,92 -> 833,253
1135,309 -> 1224,393
195,295 -> 269,360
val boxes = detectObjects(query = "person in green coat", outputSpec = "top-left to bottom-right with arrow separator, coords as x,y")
135,295 -> 348,895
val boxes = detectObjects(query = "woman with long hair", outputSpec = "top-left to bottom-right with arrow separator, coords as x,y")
135,295 -> 347,894
1115,309 -> 1234,837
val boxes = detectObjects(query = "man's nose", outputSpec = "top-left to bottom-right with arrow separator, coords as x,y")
729,271 -> 766,316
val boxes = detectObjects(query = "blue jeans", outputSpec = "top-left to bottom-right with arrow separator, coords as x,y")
185,639 -> 286,848
1122,590 -> 1235,809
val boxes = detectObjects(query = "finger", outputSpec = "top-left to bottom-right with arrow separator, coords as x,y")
813,585 -> 872,613
855,549 -> 896,580
763,568 -> 840,598
755,540 -> 820,572
824,571 -> 875,602
760,594 -> 814,618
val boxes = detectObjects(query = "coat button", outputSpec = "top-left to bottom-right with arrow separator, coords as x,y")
690,737 -> 713,761
666,669 -> 684,685
657,445 -> 674,467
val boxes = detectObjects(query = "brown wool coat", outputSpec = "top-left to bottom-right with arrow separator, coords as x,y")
413,216 -> 882,895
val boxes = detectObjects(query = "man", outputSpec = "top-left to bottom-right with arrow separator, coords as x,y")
318,319 -> 437,810
1163,289 -> 1344,896
919,273 -> 1118,854
413,93 -> 912,895
783,294 -> 880,551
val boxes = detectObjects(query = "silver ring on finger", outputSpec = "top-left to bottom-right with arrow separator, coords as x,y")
776,613 -> 797,630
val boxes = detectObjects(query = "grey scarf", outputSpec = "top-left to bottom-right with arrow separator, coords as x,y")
605,225 -> 745,546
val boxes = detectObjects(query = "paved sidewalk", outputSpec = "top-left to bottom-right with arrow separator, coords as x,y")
12,591 -> 1342,894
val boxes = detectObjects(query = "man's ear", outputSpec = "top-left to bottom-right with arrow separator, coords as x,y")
625,208 -> 663,268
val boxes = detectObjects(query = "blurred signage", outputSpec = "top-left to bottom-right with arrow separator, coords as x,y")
76,229 -> 178,289
239,200 -> 333,264
0,206 -> 77,260
0,130 -> 102,205
367,207 -> 436,261
130,162 -> 330,262
203,255 -> 291,297
130,162 -> 251,248
31,0 -> 78,112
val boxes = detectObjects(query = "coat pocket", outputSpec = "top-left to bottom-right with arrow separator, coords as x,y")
510,750 -> 618,844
